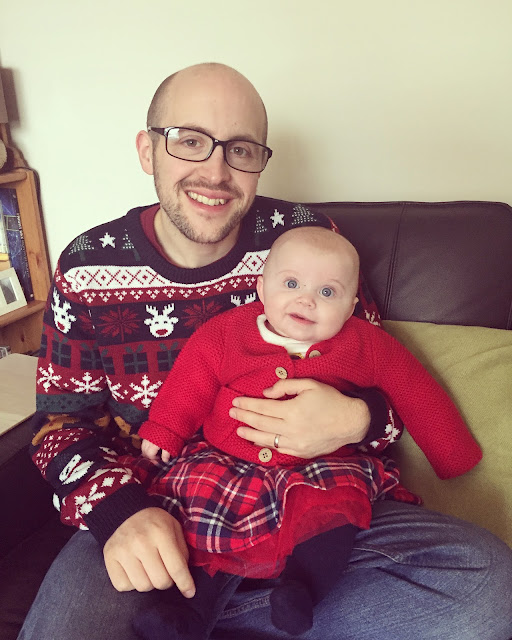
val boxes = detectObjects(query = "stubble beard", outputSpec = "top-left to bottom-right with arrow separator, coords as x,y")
154,174 -> 250,246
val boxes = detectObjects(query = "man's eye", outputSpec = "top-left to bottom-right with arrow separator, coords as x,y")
230,145 -> 251,158
321,287 -> 334,298
182,138 -> 201,148
285,279 -> 298,289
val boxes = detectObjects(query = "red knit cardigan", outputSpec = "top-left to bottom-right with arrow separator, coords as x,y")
140,302 -> 482,479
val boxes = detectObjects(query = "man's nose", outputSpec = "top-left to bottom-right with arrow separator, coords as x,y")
197,145 -> 232,183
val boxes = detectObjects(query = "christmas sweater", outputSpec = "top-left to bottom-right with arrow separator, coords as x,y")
32,196 -> 402,547
141,302 -> 482,479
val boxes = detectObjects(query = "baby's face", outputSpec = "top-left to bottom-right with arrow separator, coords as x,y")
257,238 -> 359,343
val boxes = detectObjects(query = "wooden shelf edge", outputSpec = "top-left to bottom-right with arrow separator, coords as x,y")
0,168 -> 28,186
0,165 -> 50,354
0,300 -> 46,328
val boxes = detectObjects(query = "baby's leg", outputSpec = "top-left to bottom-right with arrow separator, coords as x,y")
132,566 -> 241,640
270,524 -> 358,636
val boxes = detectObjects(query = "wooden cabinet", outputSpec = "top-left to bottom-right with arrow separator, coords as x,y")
0,168 -> 51,354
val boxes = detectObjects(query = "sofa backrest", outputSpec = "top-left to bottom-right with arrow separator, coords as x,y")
306,200 -> 512,329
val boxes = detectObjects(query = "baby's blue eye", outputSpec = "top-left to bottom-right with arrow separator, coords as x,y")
321,287 -> 334,298
285,279 -> 298,289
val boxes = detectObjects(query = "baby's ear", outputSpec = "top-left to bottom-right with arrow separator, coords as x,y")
256,276 -> 265,302
351,296 -> 359,315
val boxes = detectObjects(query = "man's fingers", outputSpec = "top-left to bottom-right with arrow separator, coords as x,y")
103,508 -> 194,594
106,547 -> 170,592
236,425 -> 296,454
262,378 -> 317,398
106,556 -> 156,593
125,556 -> 162,592
159,529 -> 195,598
107,539 -> 191,594
140,517 -> 193,594
161,556 -> 195,598
230,379 -> 319,423
230,396 -> 287,423
105,557 -> 134,592
231,407 -> 283,435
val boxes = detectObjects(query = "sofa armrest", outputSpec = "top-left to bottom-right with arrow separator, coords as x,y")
384,320 -> 512,549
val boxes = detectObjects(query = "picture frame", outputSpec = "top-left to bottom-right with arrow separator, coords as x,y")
0,266 -> 27,316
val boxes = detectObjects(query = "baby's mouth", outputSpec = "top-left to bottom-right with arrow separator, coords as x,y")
290,313 -> 314,325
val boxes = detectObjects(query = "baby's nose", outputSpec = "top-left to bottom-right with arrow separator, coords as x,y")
297,290 -> 315,306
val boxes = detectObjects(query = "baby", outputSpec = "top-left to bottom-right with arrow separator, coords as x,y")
135,226 -> 481,639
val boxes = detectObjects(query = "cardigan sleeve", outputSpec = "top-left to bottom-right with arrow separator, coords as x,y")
351,269 -> 405,452
370,327 -> 482,479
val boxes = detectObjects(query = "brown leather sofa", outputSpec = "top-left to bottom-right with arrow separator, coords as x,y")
1,200 -> 511,640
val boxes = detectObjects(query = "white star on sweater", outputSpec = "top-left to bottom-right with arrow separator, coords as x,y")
100,232 -> 116,248
270,209 -> 285,227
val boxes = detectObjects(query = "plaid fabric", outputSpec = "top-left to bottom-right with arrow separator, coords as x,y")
131,436 -> 405,556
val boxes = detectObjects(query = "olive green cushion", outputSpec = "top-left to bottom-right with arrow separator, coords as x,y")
382,321 -> 512,548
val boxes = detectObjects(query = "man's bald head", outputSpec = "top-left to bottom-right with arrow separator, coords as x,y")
146,62 -> 268,143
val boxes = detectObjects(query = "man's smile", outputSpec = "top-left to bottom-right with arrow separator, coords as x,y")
187,191 -> 227,207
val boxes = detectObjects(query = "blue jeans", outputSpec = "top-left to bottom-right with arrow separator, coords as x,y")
18,501 -> 512,640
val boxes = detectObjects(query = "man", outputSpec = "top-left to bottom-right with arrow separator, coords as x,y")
19,63 -> 512,639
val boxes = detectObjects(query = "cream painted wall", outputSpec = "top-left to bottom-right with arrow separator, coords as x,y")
0,0 -> 511,268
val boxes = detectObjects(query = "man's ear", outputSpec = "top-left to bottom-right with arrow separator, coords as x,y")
256,275 -> 265,303
136,130 -> 154,175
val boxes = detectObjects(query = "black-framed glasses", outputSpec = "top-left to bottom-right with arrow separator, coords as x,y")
148,126 -> 273,173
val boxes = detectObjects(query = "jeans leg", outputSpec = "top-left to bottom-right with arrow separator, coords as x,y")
18,502 -> 512,640
132,567 -> 242,640
213,501 -> 512,640
18,531 -> 162,640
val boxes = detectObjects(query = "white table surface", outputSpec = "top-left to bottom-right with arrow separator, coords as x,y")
0,353 -> 37,437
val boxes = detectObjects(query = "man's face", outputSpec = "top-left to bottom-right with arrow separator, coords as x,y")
149,68 -> 264,247
257,238 -> 359,344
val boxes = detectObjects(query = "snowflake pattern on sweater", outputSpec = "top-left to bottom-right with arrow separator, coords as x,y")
31,196 -> 402,547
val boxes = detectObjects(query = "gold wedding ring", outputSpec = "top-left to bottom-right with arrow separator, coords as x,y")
274,434 -> 280,449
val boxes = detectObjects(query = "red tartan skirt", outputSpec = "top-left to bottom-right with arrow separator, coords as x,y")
132,438 -> 415,579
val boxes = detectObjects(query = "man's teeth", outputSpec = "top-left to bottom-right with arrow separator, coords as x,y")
188,192 -> 226,206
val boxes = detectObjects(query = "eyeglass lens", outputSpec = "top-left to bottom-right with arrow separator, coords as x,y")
165,128 -> 268,172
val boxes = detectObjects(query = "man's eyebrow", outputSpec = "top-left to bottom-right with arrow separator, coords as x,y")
179,123 -> 260,144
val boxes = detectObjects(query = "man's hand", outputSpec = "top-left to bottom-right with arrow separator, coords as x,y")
103,507 -> 195,597
231,379 -> 370,458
